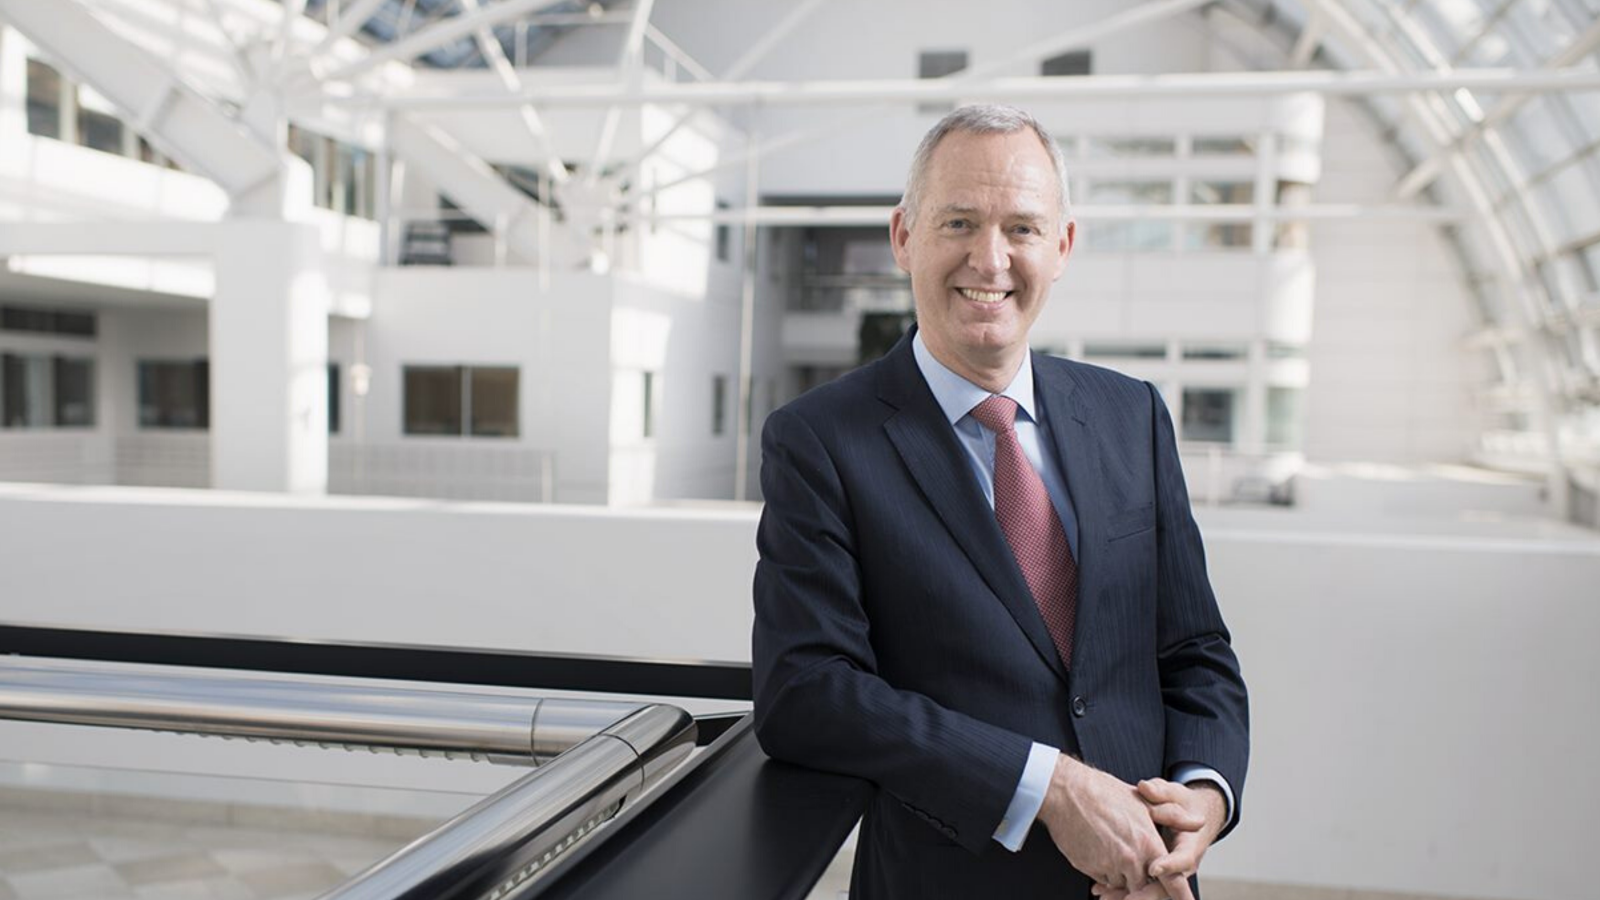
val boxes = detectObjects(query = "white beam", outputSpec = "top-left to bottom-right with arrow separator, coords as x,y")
587,0 -> 655,183
317,0 -> 569,83
0,0 -> 281,205
0,222 -> 217,256
307,0 -> 390,59
458,0 -> 568,186
636,202 -> 1465,228
386,115 -> 543,265
1394,15 -> 1600,200
354,67 -> 1600,109
1290,10 -> 1325,68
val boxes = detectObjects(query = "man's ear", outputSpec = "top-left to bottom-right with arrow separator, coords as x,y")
889,206 -> 913,274
1052,219 -> 1076,281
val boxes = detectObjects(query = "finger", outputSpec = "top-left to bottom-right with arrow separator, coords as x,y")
1126,879 -> 1171,900
1149,836 -> 1202,881
1158,870 -> 1196,900
1136,778 -> 1186,804
1145,800 -> 1205,832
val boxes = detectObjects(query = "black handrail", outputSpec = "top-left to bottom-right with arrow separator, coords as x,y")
0,623 -> 751,703
523,715 -> 872,900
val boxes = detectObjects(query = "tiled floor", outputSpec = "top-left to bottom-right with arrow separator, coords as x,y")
0,806 -> 416,900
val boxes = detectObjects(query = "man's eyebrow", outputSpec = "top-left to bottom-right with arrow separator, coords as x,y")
935,204 -> 979,217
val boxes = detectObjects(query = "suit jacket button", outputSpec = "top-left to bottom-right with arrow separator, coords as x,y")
1072,696 -> 1088,717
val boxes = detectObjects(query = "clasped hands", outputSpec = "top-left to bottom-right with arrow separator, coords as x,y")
1036,755 -> 1225,900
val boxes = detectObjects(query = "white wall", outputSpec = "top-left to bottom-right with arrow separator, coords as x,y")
0,485 -> 1595,899
1303,99 -> 1481,464
364,267 -> 612,503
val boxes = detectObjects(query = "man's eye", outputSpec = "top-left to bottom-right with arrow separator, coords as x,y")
945,219 -> 970,230
1013,224 -> 1040,236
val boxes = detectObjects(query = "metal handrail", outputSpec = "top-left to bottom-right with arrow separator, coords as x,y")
0,656 -> 644,764
322,704 -> 697,900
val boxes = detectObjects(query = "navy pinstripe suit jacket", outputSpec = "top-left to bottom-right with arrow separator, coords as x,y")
752,329 -> 1248,899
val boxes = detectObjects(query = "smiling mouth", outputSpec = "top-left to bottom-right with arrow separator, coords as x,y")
957,288 -> 1012,303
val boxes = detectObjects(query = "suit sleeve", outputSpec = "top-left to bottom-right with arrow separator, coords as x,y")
752,406 -> 1032,854
1147,382 -> 1250,839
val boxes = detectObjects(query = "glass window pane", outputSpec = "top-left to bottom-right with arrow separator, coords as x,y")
138,360 -> 208,429
1182,344 -> 1247,361
1190,181 -> 1255,204
26,59 -> 61,139
53,357 -> 94,427
642,371 -> 656,438
3,353 -> 51,428
1266,386 -> 1303,447
712,374 -> 727,436
1085,137 -> 1174,158
77,107 -> 125,155
1192,136 -> 1254,156
1083,342 -> 1166,360
469,366 -> 518,437
1185,223 -> 1253,250
328,363 -> 340,435
1041,50 -> 1091,76
1086,181 -> 1174,204
1181,388 -> 1236,444
403,366 -> 463,435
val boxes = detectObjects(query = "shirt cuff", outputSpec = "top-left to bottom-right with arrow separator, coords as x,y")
993,742 -> 1059,852
1169,763 -> 1236,829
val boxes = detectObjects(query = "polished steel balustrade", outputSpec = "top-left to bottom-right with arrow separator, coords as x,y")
0,656 -> 644,763
322,704 -> 697,900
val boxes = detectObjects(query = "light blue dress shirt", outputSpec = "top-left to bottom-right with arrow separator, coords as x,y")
910,332 -> 1234,852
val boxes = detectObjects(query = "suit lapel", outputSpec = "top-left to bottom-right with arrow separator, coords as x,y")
1035,358 -> 1105,675
877,336 -> 1070,687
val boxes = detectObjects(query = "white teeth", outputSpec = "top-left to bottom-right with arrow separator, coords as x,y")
958,288 -> 1008,303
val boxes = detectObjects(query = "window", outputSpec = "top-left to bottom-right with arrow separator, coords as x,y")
1083,180 -> 1175,252
1266,387 -> 1304,448
1084,342 -> 1167,360
403,366 -> 461,435
328,363 -> 341,435
1,354 -> 88,428
469,366 -> 518,437
1,304 -> 96,338
1187,181 -> 1256,250
288,125 -> 379,220
917,50 -> 967,114
1041,50 -> 1091,76
1181,388 -> 1236,444
1182,344 -> 1247,361
138,360 -> 208,429
1085,137 -> 1175,158
712,374 -> 728,436
1191,136 -> 1254,156
76,86 -> 125,155
26,59 -> 62,139
402,365 -> 518,437
715,199 -> 731,263
642,371 -> 657,439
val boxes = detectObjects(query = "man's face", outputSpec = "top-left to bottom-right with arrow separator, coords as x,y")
890,129 -> 1074,381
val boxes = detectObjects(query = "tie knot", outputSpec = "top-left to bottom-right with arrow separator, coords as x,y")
969,394 -> 1019,434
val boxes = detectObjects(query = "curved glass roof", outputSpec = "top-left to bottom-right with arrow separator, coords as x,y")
1245,0 -> 1600,506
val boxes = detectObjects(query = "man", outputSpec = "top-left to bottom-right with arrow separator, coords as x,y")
752,105 -> 1248,899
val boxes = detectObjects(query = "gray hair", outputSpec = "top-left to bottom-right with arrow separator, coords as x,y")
898,104 -> 1073,232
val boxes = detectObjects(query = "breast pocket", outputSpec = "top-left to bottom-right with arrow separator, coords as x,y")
1106,503 -> 1155,542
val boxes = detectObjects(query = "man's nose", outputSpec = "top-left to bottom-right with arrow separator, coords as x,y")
967,227 -> 1010,275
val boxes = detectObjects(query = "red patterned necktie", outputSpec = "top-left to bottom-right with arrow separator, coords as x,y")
969,395 -> 1079,668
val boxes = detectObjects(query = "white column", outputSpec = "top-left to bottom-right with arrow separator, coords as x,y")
210,218 -> 330,493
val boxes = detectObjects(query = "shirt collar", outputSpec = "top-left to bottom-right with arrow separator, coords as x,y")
912,329 -> 1040,426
